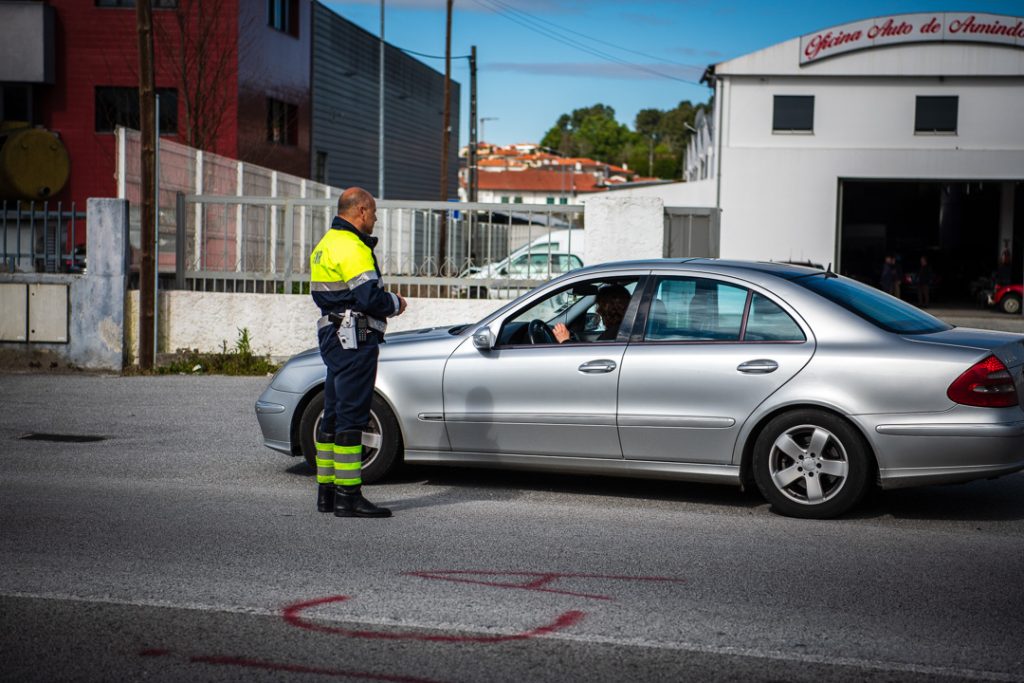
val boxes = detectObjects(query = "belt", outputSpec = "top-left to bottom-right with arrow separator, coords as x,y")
317,312 -> 387,333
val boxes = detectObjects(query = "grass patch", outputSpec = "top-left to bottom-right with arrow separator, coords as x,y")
157,328 -> 280,376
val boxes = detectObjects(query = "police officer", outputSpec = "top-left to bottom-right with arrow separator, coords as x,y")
310,187 -> 406,518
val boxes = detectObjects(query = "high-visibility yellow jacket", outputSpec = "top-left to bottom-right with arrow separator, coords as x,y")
310,217 -> 399,320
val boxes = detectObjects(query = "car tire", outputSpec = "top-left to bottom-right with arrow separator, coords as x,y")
298,391 -> 324,469
752,409 -> 872,519
1001,293 -> 1021,315
297,390 -> 402,484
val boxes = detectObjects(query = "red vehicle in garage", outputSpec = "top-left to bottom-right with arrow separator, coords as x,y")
988,284 -> 1023,314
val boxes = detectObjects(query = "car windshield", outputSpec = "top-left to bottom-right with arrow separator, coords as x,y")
795,274 -> 951,334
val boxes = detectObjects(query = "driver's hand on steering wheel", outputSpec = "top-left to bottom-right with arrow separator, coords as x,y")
553,323 -> 571,343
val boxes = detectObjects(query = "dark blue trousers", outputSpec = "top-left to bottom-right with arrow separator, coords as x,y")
317,326 -> 380,435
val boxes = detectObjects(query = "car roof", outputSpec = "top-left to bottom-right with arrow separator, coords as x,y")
568,258 -> 826,280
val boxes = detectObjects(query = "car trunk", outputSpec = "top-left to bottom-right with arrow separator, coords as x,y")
904,328 -> 1024,409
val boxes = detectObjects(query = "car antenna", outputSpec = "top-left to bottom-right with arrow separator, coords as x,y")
825,262 -> 838,279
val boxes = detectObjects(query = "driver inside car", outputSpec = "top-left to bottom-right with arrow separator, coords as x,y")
553,284 -> 631,343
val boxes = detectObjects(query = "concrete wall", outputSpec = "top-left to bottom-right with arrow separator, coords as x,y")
582,194 -> 665,266
126,292 -> 502,360
0,199 -> 128,370
1,194 -> 665,368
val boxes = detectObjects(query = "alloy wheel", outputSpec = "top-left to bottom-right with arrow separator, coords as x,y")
313,409 -> 382,470
767,424 -> 849,505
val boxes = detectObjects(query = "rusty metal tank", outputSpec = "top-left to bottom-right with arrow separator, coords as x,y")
0,122 -> 70,201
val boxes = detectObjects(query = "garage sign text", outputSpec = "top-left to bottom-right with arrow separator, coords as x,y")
800,12 -> 1024,64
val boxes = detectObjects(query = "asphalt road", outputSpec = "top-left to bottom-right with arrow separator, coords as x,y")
1,373 -> 1023,682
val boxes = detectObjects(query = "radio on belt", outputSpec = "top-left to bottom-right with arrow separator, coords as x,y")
329,310 -> 369,349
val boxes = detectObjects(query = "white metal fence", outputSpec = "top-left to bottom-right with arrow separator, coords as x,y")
117,127 -> 585,298
177,195 -> 584,297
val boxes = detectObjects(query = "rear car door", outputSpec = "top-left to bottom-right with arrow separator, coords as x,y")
617,272 -> 815,464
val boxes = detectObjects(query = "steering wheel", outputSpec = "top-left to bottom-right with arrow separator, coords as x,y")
527,319 -> 556,344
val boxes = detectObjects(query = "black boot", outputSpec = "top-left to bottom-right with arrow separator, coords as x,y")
317,484 -> 335,513
334,486 -> 392,518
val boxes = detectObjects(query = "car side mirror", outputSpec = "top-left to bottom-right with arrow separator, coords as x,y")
498,268 -> 508,276
472,327 -> 494,350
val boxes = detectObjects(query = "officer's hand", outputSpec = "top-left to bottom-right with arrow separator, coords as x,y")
396,294 -> 408,316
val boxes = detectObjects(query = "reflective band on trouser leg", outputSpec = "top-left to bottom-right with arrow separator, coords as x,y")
315,429 -> 335,484
333,445 -> 362,486
334,429 -> 363,488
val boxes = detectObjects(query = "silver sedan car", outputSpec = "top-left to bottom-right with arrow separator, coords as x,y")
256,259 -> 1024,518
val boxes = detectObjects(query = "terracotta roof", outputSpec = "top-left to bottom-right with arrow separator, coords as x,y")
478,158 -> 524,168
475,169 -> 606,193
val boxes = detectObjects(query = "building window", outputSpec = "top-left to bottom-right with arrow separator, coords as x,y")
915,96 -> 958,134
315,151 -> 328,184
500,196 -> 509,203
1,85 -> 32,122
559,197 -> 568,205
268,0 -> 298,36
267,98 -> 298,145
95,0 -> 179,7
514,196 -> 523,204
772,95 -> 814,133
95,87 -> 177,133
546,197 -> 555,205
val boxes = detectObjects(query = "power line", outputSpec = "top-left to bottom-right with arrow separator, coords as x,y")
400,46 -> 472,61
471,0 -> 702,86
486,0 -> 700,70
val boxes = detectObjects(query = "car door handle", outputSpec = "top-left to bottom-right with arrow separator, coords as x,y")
578,359 -> 617,374
737,359 -> 778,374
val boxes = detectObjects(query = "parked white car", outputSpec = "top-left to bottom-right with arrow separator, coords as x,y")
461,230 -> 585,298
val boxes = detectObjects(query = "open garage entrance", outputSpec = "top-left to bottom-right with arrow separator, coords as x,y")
838,180 -> 1023,307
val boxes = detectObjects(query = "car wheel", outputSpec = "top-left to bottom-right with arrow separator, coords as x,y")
1001,293 -> 1021,315
297,391 -> 402,484
752,410 -> 872,519
298,391 -> 324,469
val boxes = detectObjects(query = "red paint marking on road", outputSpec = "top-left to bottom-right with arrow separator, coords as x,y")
138,648 -> 171,657
282,595 -> 585,643
191,654 -> 450,683
405,570 -> 686,601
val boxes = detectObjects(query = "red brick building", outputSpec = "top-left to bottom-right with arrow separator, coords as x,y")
0,0 -> 315,211
1,0 -> 457,223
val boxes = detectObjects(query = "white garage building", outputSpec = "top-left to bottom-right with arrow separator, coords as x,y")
618,11 -> 1024,300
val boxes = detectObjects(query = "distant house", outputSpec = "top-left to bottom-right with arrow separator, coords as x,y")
459,142 -> 662,204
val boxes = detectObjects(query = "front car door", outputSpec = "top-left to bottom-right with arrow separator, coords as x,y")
617,270 -> 815,464
443,272 -> 645,458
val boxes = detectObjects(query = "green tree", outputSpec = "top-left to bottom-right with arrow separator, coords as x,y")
540,104 -> 625,159
634,108 -> 663,176
539,97 -> 711,180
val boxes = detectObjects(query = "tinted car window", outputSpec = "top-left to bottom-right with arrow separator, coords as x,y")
744,293 -> 805,341
647,277 -> 746,341
795,275 -> 951,334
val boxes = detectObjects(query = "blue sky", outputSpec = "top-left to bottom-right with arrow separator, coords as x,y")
321,0 -> 1024,146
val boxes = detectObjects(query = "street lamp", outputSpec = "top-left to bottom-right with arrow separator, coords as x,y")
480,117 -> 499,143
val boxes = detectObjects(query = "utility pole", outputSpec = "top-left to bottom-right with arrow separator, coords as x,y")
468,45 -> 477,203
437,0 -> 452,275
136,0 -> 156,370
378,0 -> 385,199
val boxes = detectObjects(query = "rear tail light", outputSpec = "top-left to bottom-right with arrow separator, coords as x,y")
947,355 -> 1019,408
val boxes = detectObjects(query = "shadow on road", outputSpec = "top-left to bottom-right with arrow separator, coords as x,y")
286,456 -> 1024,521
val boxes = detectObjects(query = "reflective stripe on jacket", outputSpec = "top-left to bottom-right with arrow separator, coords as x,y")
310,217 -> 399,321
